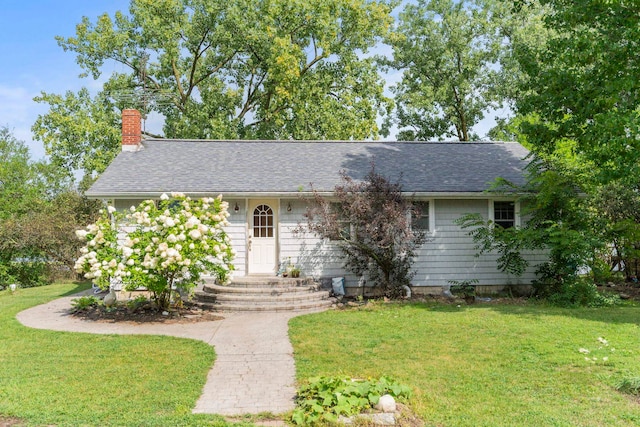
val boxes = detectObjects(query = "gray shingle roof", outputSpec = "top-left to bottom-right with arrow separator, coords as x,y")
86,140 -> 531,197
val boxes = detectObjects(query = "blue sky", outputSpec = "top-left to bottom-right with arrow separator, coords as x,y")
0,0 -> 130,160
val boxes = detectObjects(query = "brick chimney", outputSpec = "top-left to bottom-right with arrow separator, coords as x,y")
122,109 -> 142,151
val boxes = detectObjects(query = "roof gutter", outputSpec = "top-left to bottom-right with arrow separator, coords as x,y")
84,191 -> 515,200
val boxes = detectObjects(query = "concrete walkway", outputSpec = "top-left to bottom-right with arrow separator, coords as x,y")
16,291 -> 323,416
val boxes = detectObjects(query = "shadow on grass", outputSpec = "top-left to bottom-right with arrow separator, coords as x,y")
59,280 -> 93,297
404,300 -> 640,326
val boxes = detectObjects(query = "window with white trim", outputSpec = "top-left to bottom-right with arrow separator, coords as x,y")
493,201 -> 516,229
411,201 -> 430,231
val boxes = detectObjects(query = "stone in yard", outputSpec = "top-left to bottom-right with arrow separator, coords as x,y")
375,394 -> 397,413
339,413 -> 396,425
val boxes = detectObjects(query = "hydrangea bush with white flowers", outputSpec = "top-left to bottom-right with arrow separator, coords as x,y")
74,205 -> 121,290
75,193 -> 235,309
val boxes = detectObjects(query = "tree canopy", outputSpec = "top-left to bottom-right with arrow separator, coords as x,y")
0,128 -> 99,287
516,0 -> 640,187
386,0 -> 509,141
34,0 -> 395,179
459,0 -> 640,300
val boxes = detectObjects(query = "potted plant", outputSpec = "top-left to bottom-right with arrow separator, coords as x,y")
290,266 -> 301,278
448,279 -> 478,304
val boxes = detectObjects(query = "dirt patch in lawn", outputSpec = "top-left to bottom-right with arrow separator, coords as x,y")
71,302 -> 223,324
0,416 -> 24,427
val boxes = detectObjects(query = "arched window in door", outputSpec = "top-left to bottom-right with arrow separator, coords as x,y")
253,204 -> 274,238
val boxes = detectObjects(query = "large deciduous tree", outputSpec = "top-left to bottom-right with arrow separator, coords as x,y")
32,89 -> 121,181
461,0 -> 640,301
34,0 -> 395,180
0,127 -> 99,287
386,0 -> 506,141
515,0 -> 640,273
516,0 -> 640,186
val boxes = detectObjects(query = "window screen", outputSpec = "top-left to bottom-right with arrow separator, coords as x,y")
411,201 -> 430,231
494,201 -> 515,229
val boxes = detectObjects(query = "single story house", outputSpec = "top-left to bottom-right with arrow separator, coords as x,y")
86,109 -> 546,294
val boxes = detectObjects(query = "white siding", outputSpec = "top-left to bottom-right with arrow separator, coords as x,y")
226,199 -> 247,277
113,199 -> 141,211
278,199 -> 360,286
112,197 -> 547,289
412,199 -> 546,287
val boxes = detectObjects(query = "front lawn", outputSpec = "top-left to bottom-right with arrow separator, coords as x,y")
0,283 -> 253,427
290,301 -> 640,426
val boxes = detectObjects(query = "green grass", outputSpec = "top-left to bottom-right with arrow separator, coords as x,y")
7,285 -> 640,426
290,301 -> 640,426
0,283 -> 254,427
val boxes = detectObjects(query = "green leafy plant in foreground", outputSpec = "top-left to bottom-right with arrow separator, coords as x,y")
70,294 -> 101,312
291,376 -> 411,425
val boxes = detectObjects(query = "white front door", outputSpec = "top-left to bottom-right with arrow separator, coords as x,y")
247,200 -> 277,274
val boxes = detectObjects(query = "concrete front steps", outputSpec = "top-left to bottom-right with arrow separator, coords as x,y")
193,276 -> 334,312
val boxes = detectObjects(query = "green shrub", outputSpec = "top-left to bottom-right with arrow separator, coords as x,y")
545,278 -> 620,308
449,279 -> 478,298
70,295 -> 101,312
0,262 -> 16,289
616,377 -> 640,396
126,295 -> 150,310
591,259 -> 625,284
291,376 -> 411,425
7,261 -> 49,288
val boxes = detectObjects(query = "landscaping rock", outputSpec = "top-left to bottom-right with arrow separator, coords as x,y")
375,394 -> 397,413
339,413 -> 396,425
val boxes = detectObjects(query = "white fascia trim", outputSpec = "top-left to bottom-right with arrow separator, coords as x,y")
85,192 -> 321,199
429,199 -> 436,232
87,191 -> 499,200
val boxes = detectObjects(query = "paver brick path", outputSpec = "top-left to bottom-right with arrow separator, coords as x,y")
193,311 -> 298,414
17,291 -> 323,416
